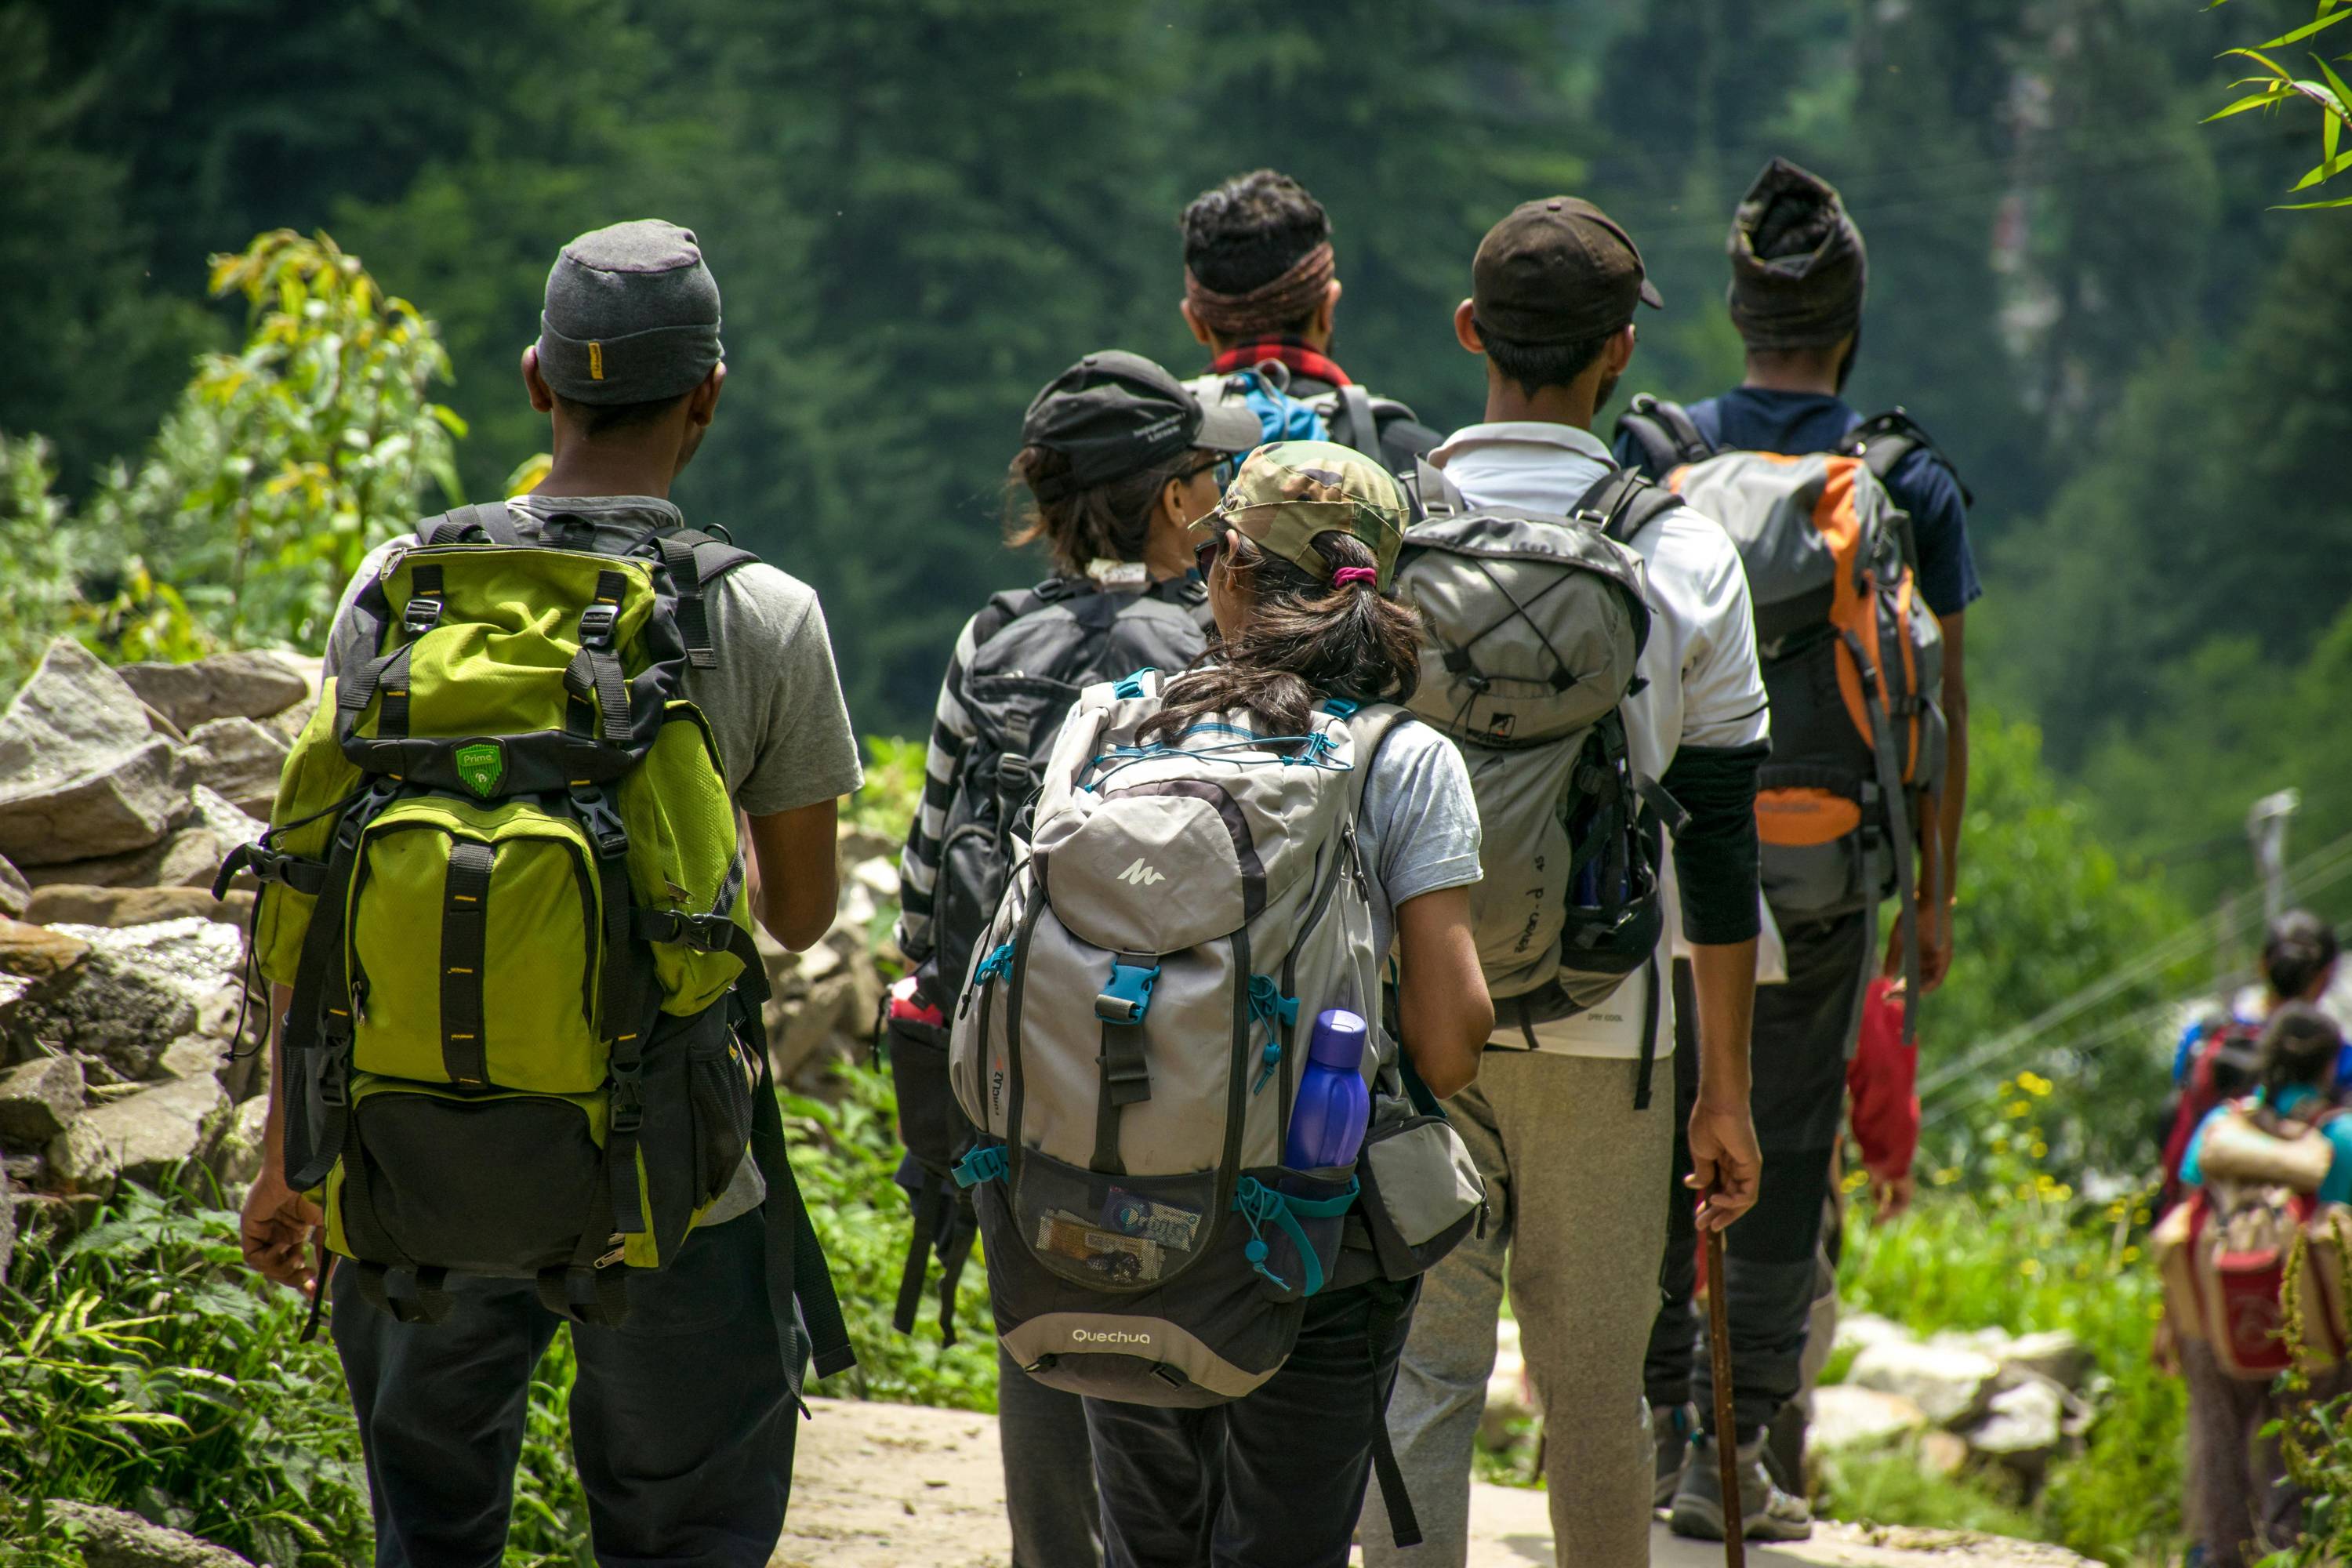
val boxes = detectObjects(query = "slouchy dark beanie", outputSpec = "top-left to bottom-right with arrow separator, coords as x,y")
1726,158 -> 1866,351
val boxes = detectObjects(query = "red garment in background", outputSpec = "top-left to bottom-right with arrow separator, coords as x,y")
1849,978 -> 1920,1181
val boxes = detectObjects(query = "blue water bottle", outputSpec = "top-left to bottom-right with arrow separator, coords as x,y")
1284,1008 -> 1372,1170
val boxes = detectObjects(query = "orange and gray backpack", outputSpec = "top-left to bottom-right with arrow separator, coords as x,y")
1616,397 -> 1948,1032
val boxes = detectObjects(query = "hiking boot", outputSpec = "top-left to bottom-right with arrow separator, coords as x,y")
1669,1434 -> 1813,1542
1652,1400 -> 1698,1508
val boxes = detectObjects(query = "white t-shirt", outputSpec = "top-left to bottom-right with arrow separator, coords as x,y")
1429,421 -> 1773,1059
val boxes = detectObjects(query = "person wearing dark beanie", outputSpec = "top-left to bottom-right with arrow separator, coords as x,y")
1613,158 -> 1985,1542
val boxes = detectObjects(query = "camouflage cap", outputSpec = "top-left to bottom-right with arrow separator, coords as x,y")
1201,440 -> 1409,588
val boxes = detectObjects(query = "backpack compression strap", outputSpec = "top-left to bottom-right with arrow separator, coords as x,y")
1337,383 -> 1384,465
1851,408 -> 1974,507
1404,457 -> 1468,522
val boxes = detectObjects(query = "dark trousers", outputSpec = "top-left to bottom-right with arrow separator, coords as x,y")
1083,1279 -> 1416,1568
332,1212 -> 794,1568
1648,911 -> 1872,1440
999,1343 -> 1102,1568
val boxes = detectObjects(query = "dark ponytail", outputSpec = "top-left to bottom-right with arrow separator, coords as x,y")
1139,528 -> 1423,745
2258,1000 -> 2343,1096
2262,909 -> 2340,1003
1006,445 -> 1198,579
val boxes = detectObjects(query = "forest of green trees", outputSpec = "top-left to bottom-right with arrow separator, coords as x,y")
3,0 -> 2347,923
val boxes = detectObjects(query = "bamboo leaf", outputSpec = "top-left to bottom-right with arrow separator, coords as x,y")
2260,8 -> 2352,46
2208,89 -> 2290,120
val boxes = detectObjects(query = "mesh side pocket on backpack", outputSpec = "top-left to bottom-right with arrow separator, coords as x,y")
685,1020 -> 757,1207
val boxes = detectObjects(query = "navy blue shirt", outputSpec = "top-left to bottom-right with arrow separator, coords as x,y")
1617,387 -> 1983,618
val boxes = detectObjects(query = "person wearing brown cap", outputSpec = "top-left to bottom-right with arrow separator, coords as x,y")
239,220 -> 866,1564
1612,159 -> 1980,1541
1359,198 -> 1773,1563
1176,169 -> 1441,477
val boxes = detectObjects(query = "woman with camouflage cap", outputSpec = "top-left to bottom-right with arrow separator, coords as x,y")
1081,440 -> 1494,1568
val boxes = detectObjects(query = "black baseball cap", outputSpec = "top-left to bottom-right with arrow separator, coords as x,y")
1472,197 -> 1664,346
1021,350 -> 1261,502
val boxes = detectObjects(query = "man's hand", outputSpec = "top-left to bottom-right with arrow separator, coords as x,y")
1867,1167 -> 1915,1221
1687,1097 -> 1762,1232
241,1164 -> 323,1294
1885,893 -> 1954,994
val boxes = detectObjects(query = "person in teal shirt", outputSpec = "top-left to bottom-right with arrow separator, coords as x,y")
2175,1002 -> 2352,1568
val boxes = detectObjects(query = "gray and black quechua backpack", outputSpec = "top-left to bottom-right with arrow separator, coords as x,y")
889,577 -> 1209,1344
945,671 -> 1483,1402
1616,395 -> 1951,1031
1396,463 -> 1676,1103
219,502 -> 851,1385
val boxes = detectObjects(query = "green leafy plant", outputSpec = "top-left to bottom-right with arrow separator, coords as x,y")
2210,0 -> 2352,205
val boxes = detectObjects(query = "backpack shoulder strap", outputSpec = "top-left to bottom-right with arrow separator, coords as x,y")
1570,467 -> 1683,546
1852,408 -> 1975,507
1334,701 -> 1412,822
1406,457 -> 1468,521
650,528 -> 762,670
416,501 -> 524,548
968,584 -> 1057,652
1337,383 -> 1383,463
1614,394 -> 1712,479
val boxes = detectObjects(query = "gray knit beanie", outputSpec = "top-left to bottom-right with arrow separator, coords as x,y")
536,220 -> 724,405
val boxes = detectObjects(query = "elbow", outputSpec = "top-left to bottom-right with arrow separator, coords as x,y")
761,884 -> 837,953
1418,1000 -> 1493,1101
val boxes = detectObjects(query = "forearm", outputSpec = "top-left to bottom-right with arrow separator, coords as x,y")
1686,938 -> 1756,1110
1935,691 -> 1967,903
265,982 -> 292,1170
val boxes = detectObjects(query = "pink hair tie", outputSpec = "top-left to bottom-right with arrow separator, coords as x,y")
1332,567 -> 1378,589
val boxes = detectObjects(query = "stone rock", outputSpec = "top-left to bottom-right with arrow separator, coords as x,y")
0,639 -> 192,866
53,1073 -> 228,1190
24,821 -> 226,891
1847,1339 -> 2002,1428
837,822 -> 901,866
2000,1330 -> 2095,1394
851,855 -> 900,904
0,853 -> 27,920
0,915 -> 89,978
0,946 -> 201,1081
47,1116 -> 120,1196
180,719 -> 289,818
24,884 -> 256,930
42,1501 -> 256,1568
1918,1429 -> 1973,1476
1832,1311 -> 1914,1360
209,1094 -> 270,1193
118,651 -> 310,733
157,1034 -> 227,1080
62,916 -> 246,998
773,971 -> 862,1081
0,1160 -> 13,1283
1966,1374 -> 2074,1458
1808,1384 -> 1929,1452
0,1053 -> 85,1144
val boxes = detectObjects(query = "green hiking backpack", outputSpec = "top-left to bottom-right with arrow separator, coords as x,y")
220,503 -> 851,1378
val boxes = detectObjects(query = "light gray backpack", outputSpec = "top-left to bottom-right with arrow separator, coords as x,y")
947,670 -> 1485,1414
1396,463 -> 1679,1102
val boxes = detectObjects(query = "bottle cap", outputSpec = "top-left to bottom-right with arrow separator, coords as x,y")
1306,1007 -> 1369,1071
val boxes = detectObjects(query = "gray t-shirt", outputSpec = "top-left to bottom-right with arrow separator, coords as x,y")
1356,717 -> 1484,964
321,493 -> 864,1228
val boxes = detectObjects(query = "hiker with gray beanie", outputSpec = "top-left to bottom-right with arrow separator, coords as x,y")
1614,158 -> 1984,1538
239,219 -> 864,1564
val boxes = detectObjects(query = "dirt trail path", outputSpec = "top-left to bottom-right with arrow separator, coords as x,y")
771,1398 -> 2092,1568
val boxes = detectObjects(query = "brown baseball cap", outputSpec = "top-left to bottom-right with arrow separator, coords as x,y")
1472,197 -> 1664,346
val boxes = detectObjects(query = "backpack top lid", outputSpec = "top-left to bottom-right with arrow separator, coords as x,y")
1395,467 -> 1654,750
1029,673 -> 1392,960
2200,1098 -> 2343,1196
1664,448 -> 1907,642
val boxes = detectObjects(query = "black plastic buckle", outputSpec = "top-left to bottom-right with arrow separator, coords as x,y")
674,913 -> 733,953
318,1054 -> 350,1108
335,779 -> 403,852
571,787 -> 630,858
401,596 -> 445,637
609,1065 -> 644,1133
579,601 -> 619,650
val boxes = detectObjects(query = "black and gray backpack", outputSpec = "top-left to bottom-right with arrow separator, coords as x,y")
946,669 -> 1486,1544
888,577 -> 1210,1343
1396,463 -> 1683,1105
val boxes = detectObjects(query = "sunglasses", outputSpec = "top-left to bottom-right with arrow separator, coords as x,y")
1192,525 -> 1237,580
1179,454 -> 1236,493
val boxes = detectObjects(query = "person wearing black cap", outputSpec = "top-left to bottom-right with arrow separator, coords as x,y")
238,220 -> 866,1565
1359,198 -> 1773,1564
890,348 -> 1258,1568
1611,159 -> 1981,1541
1176,169 -> 1441,477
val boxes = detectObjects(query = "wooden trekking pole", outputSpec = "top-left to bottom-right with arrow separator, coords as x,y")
1704,1222 -> 1746,1568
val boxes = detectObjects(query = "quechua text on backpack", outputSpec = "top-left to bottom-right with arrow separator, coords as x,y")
220,502 -> 851,1385
1616,394 -> 1950,1034
2155,1098 -> 2352,1377
1393,462 -> 1675,1103
891,578 -> 1209,1345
